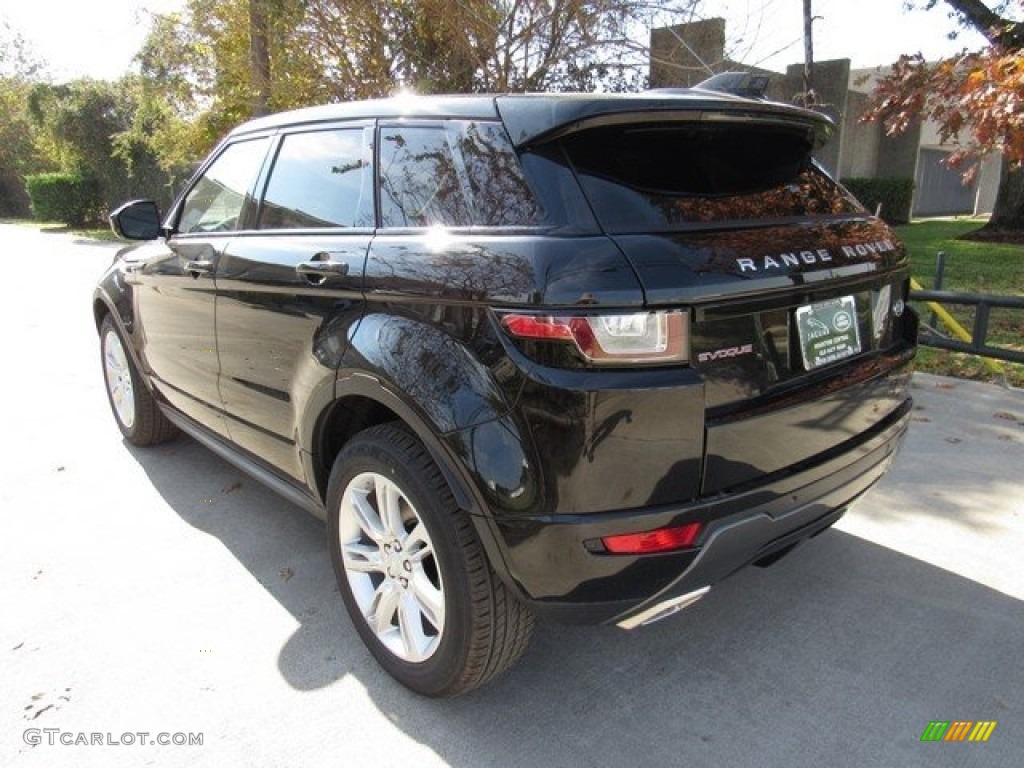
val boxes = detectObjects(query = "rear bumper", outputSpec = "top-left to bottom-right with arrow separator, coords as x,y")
492,398 -> 911,625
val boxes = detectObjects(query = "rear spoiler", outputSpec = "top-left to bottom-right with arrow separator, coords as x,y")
495,93 -> 834,150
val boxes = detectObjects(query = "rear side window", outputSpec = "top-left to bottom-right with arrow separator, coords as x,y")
379,121 -> 543,228
178,138 -> 270,234
563,123 -> 862,233
258,128 -> 373,229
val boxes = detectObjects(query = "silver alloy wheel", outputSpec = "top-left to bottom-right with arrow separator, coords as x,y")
103,329 -> 136,430
338,471 -> 445,663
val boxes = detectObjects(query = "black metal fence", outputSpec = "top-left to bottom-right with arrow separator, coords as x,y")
910,251 -> 1024,366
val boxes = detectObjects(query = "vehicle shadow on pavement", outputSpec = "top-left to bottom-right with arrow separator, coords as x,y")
126,437 -> 1023,767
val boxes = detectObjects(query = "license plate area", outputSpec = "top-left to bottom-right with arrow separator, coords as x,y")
795,295 -> 862,370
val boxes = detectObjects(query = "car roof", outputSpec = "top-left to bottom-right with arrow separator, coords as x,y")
231,90 -> 834,148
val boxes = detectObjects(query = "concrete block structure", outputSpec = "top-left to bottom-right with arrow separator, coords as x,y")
649,20 -> 1001,217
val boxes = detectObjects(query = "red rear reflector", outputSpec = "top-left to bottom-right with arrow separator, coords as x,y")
602,523 -> 703,554
501,314 -> 574,341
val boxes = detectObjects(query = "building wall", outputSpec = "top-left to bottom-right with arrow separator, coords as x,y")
783,60 -> 850,176
974,155 -> 1002,215
840,91 -> 880,179
649,19 -> 1002,217
649,19 -> 726,89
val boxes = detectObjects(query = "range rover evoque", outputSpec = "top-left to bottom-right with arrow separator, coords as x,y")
94,90 -> 917,697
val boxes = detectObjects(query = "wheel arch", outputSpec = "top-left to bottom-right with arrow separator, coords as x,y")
311,374 -> 526,603
312,375 -> 482,516
93,289 -> 152,387
93,295 -> 110,331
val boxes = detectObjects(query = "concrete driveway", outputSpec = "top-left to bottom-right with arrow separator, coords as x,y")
1,222 -> 1021,767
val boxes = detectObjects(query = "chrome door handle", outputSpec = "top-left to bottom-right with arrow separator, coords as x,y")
184,259 -> 214,277
296,254 -> 349,283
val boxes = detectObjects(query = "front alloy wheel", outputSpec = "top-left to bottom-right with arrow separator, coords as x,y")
99,314 -> 178,446
103,325 -> 136,430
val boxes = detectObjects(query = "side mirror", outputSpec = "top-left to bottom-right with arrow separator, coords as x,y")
110,200 -> 162,241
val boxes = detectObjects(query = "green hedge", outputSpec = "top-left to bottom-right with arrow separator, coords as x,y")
840,177 -> 915,225
25,172 -> 104,226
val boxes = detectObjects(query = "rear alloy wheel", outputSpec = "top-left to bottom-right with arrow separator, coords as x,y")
100,314 -> 178,446
339,470 -> 445,663
327,423 -> 534,697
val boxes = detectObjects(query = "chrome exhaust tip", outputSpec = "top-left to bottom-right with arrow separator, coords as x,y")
616,586 -> 711,630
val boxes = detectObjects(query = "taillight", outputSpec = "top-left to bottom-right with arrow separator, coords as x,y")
601,522 -> 703,554
500,310 -> 689,365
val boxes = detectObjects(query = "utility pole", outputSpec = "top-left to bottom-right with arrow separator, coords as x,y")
803,0 -> 815,106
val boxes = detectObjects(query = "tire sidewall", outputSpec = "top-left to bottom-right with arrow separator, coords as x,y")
100,316 -> 141,441
326,429 -> 475,696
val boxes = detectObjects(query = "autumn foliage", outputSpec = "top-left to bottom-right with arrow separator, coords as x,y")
864,46 -> 1024,180
860,0 -> 1024,234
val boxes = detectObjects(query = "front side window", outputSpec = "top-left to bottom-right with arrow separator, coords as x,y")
258,128 -> 373,229
177,138 -> 270,234
378,122 -> 542,228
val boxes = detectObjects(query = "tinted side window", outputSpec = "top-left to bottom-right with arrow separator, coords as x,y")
563,123 -> 862,233
258,129 -> 372,229
379,122 -> 542,228
458,122 -> 543,226
178,138 -> 270,234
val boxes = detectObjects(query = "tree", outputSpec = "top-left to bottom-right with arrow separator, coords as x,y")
135,0 -> 700,161
26,79 -> 175,216
0,21 -> 47,216
0,20 -> 44,81
863,1 -> 1024,238
136,0 -> 338,155
299,0 -> 684,93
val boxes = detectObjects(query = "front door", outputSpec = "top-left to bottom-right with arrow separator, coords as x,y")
133,136 -> 271,436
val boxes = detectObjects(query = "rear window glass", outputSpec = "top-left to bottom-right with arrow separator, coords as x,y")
379,121 -> 543,228
563,123 -> 862,232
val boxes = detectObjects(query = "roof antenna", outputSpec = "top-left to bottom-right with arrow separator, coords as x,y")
693,71 -> 771,99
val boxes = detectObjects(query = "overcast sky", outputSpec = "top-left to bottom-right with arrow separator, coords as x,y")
2,0 -> 990,83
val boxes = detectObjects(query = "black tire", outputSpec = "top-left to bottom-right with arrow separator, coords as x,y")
99,314 -> 178,446
326,423 -> 534,697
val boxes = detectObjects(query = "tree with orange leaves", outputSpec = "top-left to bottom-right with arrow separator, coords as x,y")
863,1 -> 1023,238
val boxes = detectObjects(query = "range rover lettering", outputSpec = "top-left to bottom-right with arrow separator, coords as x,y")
94,91 -> 917,697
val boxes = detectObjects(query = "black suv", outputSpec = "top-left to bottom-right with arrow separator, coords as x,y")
95,91 -> 916,696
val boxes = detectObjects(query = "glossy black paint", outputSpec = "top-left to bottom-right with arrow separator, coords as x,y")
494,93 -> 834,148
93,92 -> 917,627
132,235 -> 229,436
215,233 -> 369,480
492,398 -> 911,623
610,219 -> 906,305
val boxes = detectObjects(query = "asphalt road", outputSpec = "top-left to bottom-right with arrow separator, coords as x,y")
2,223 -> 1022,768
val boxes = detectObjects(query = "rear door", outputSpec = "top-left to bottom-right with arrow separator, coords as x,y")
214,123 -> 374,481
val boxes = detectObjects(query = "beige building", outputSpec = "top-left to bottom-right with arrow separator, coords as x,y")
650,19 -> 1001,217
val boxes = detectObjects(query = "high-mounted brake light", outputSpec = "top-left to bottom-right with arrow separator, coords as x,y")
500,310 -> 689,364
602,522 -> 703,555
